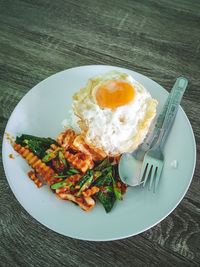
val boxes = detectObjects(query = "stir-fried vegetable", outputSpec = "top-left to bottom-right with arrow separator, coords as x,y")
111,174 -> 122,200
94,170 -> 116,213
15,134 -> 126,213
16,134 -> 57,158
97,189 -> 116,213
66,169 -> 79,175
76,170 -> 94,197
93,161 -> 115,212
111,165 -> 122,200
95,157 -> 110,171
51,181 -> 72,189
58,151 -> 67,167
42,148 -> 64,162
52,169 -> 79,179
93,160 -> 123,212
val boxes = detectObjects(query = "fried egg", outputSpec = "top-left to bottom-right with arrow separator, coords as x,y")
66,70 -> 158,156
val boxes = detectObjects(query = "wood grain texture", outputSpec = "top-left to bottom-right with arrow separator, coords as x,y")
0,0 -> 200,266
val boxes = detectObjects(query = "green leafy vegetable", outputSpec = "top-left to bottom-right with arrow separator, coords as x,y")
93,163 -> 122,212
66,169 -> 79,175
58,151 -> 67,167
97,190 -> 116,213
111,165 -> 122,200
42,148 -> 63,163
112,177 -> 122,200
94,170 -> 116,213
76,170 -> 94,197
52,175 -> 68,178
77,170 -> 94,187
94,174 -> 110,187
52,169 -> 79,178
51,181 -> 72,189
15,134 -> 57,158
95,157 -> 111,171
103,185 -> 113,193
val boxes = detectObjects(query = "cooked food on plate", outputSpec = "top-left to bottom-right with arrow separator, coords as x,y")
63,70 -> 158,156
12,70 -> 158,212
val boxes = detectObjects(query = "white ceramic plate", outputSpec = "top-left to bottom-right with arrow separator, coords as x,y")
2,65 -> 196,241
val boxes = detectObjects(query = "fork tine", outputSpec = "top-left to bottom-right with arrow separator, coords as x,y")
149,166 -> 157,191
139,162 -> 148,184
154,165 -> 163,193
142,164 -> 152,187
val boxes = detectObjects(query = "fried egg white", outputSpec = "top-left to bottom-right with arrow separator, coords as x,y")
67,70 -> 158,156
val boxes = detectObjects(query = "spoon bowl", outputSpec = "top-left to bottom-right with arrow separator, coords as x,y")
119,152 -> 143,186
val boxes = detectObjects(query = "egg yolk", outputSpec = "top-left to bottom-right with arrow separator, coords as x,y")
95,80 -> 135,109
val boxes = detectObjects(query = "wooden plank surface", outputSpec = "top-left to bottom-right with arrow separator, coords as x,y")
0,0 -> 199,266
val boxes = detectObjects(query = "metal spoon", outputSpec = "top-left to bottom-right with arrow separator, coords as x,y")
119,79 -> 180,186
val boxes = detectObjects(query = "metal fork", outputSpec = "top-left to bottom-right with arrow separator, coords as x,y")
139,77 -> 188,192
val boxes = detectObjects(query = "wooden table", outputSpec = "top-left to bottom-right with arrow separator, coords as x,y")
1,0 -> 199,266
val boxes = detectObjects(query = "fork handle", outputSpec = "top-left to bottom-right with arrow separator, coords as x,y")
140,78 -> 179,151
158,77 -> 188,149
140,94 -> 170,151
